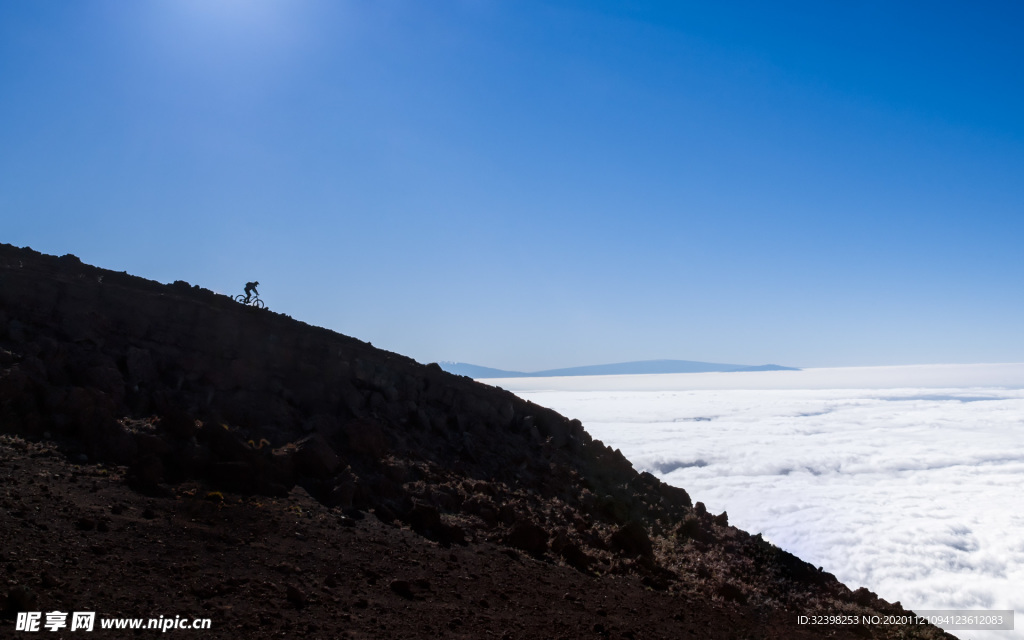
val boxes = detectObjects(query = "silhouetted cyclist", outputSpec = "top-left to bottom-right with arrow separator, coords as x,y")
244,281 -> 259,304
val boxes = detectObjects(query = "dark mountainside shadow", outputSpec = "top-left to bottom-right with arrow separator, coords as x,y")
0,244 -> 951,639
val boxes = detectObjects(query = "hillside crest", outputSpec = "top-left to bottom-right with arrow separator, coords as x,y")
0,244 -> 950,639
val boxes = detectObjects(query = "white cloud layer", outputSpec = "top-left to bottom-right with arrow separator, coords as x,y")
491,365 -> 1024,640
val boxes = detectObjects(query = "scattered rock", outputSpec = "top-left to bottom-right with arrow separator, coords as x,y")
716,581 -> 748,604
286,584 -> 307,608
291,433 -> 340,479
609,521 -> 653,559
506,520 -> 548,557
389,579 -> 414,599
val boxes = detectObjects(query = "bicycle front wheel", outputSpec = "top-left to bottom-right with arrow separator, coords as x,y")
252,299 -> 266,309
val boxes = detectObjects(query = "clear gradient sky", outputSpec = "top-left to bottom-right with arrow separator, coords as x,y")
2,1 -> 1022,371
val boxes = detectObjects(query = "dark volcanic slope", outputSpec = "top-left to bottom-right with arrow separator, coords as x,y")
0,244 -> 950,639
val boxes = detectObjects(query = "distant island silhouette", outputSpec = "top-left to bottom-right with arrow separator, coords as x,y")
440,359 -> 800,379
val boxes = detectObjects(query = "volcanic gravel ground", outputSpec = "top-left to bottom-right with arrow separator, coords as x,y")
0,435 -> 907,640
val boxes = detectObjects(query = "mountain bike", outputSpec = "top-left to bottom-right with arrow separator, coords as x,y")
234,294 -> 266,309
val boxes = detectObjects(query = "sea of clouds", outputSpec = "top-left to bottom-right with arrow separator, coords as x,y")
490,364 -> 1024,640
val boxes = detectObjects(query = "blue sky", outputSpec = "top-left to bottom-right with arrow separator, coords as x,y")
2,0 -> 1022,370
